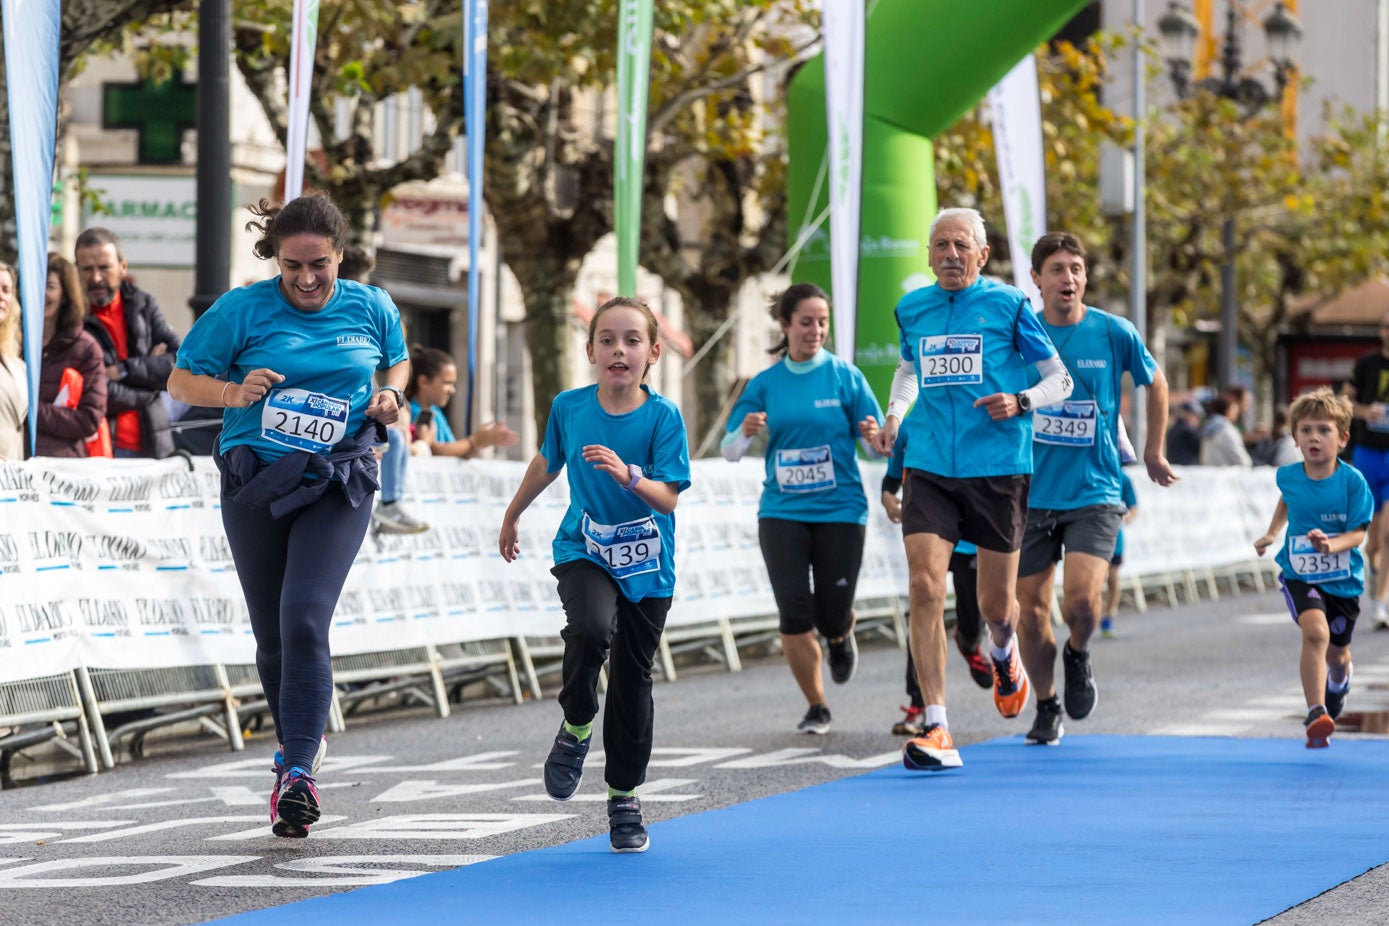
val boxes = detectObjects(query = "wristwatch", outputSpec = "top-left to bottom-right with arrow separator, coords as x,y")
378,385 -> 405,408
1015,392 -> 1032,414
625,464 -> 643,491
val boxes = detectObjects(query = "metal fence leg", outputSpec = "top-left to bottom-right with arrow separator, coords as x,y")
502,646 -> 524,705
73,668 -> 115,771
1203,567 -> 1220,600
719,618 -> 743,673
513,637 -> 543,700
1247,560 -> 1266,592
427,648 -> 451,720
214,665 -> 244,753
1181,569 -> 1200,604
64,672 -> 101,775
657,635 -> 678,682
327,687 -> 347,733
890,595 -> 908,649
1129,574 -> 1148,614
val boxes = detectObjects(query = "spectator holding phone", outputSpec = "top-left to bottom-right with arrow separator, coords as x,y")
406,346 -> 518,458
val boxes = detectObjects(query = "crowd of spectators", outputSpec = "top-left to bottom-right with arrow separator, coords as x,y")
1165,384 -> 1305,468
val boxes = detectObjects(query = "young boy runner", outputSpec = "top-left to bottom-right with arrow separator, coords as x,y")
1253,387 -> 1372,748
499,296 -> 690,852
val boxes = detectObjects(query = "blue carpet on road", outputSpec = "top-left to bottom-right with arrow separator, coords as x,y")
212,735 -> 1389,925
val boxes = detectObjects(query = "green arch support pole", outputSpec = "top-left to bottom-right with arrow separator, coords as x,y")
787,0 -> 1090,402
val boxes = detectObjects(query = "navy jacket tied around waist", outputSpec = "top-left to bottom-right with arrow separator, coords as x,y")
215,419 -> 385,519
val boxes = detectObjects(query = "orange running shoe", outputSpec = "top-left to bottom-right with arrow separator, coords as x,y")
1304,706 -> 1335,749
991,645 -> 1031,719
902,724 -> 962,771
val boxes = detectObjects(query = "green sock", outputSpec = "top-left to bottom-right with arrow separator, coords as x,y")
563,720 -> 593,742
608,786 -> 636,798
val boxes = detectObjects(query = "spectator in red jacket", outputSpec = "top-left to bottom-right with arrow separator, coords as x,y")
76,227 -> 180,458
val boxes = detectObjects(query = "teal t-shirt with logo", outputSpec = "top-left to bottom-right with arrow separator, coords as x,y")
727,349 -> 883,525
177,278 -> 408,462
541,384 -> 691,601
1027,307 -> 1156,510
1273,460 -> 1373,598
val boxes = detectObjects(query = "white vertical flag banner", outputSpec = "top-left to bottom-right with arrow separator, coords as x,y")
3,0 -> 62,455
284,0 -> 320,202
822,0 -> 864,362
988,53 -> 1046,310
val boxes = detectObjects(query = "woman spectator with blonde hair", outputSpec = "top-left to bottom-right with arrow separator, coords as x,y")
0,261 -> 27,459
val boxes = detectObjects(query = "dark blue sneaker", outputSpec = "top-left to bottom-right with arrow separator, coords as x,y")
608,794 -> 649,853
272,767 -> 321,838
543,723 -> 591,801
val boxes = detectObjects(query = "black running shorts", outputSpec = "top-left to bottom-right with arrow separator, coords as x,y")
1279,575 -> 1360,648
900,469 -> 1030,553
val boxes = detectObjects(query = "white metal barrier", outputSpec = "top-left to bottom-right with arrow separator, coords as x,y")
0,456 -> 1283,776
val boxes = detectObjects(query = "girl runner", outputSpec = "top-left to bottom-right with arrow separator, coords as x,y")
499,296 -> 690,853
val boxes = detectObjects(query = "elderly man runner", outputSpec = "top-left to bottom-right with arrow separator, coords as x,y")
873,207 -> 1072,771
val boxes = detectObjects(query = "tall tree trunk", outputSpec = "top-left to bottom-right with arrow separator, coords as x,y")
679,283 -> 739,453
507,254 -> 579,438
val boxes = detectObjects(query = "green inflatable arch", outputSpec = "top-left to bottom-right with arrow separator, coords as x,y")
787,0 -> 1090,400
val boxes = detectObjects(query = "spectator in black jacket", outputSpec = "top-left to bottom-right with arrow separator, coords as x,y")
1166,400 -> 1204,466
76,227 -> 181,458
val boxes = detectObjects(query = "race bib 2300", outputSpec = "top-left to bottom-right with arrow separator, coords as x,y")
918,334 -> 983,387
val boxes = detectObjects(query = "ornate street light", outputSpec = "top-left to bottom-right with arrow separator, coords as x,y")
1155,0 -> 1302,390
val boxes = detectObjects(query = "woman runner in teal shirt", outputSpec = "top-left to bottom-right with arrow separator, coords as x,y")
170,194 -> 408,838
723,283 -> 882,735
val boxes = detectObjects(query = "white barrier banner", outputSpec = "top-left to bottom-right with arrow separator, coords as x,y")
0,456 -> 1279,685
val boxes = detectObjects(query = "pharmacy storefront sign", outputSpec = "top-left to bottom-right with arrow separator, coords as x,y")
84,174 -> 197,268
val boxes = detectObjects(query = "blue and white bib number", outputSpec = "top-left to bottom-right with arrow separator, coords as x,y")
261,388 -> 350,453
918,335 -> 983,387
1288,533 -> 1350,583
775,445 -> 835,493
583,513 -> 661,579
1034,401 -> 1097,446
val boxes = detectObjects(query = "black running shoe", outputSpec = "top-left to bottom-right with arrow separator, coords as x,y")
961,645 -> 995,689
1325,682 -> 1350,722
608,794 -> 649,853
1026,696 -> 1065,746
797,703 -> 832,735
827,633 -> 858,684
543,723 -> 591,801
1062,642 -> 1097,720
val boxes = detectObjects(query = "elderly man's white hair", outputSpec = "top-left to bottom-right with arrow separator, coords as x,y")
929,207 -> 987,250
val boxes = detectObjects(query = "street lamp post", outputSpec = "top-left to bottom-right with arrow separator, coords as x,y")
1156,1 -> 1302,391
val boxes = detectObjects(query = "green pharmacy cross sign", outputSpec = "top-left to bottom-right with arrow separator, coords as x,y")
102,72 -> 198,165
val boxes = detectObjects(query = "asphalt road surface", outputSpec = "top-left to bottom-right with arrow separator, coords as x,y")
2,587 -> 1387,925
